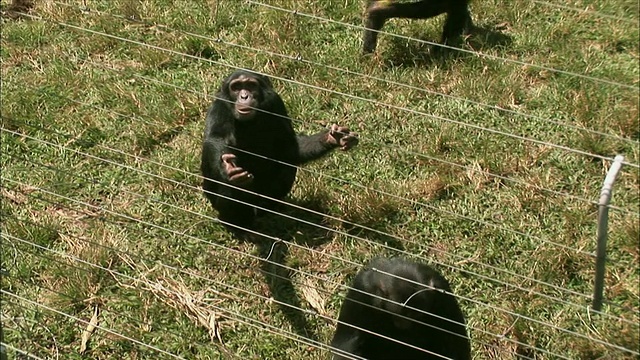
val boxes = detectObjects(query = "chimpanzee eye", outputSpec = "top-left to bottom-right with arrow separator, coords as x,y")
246,82 -> 258,92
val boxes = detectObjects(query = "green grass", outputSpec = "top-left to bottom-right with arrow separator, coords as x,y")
1,0 -> 638,359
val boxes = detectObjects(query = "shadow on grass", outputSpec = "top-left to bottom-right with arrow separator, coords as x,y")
230,196 -> 335,340
234,192 -> 401,339
381,23 -> 512,68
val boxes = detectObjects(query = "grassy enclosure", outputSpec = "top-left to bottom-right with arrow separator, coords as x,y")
1,0 -> 639,359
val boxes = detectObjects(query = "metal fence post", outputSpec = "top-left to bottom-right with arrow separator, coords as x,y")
592,155 -> 625,311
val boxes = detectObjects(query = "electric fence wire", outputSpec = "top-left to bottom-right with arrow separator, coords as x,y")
55,0 -> 640,148
13,10 -> 640,171
6,121 -> 634,317
3,3 -> 639,359
0,195 -> 598,360
247,1 -> 639,90
2,160 -> 637,356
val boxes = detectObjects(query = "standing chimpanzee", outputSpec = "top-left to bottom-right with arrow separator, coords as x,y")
363,0 -> 473,53
330,257 -> 471,360
201,70 -> 359,229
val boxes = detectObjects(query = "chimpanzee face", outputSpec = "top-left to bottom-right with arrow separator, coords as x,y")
227,74 -> 263,121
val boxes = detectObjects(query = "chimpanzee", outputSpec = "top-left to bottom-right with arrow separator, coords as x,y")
330,257 -> 471,360
363,0 -> 473,53
201,70 -> 359,229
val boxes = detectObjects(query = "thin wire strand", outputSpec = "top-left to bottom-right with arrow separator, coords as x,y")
5,111 -> 637,315
2,232 -> 463,360
4,112 -> 595,266
120,73 -> 640,217
13,149 -> 635,335
1,216 -> 330,358
1,157 -> 587,337
124,151 -> 637,300
0,291 -> 186,359
532,0 -> 640,24
3,123 -> 613,307
406,149 -> 638,216
15,71 -> 638,218
71,62 -> 636,216
0,343 -> 46,360
2,243 -> 282,360
57,1 -> 639,147
12,147 -> 636,328
4,178 -> 637,355
15,11 -> 640,170
247,1 -> 639,91
14,80 -> 628,256
118,184 -> 626,331
3,191 -> 633,358
0,114 -> 591,258
1,312 -> 60,360
0,218 -> 560,359
7,118 -> 635,316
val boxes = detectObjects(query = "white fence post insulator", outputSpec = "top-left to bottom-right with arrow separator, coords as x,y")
592,155 -> 625,312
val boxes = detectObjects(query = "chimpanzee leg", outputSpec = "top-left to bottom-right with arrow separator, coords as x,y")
364,1 -> 448,53
363,8 -> 388,53
441,3 -> 472,45
363,0 -> 464,53
204,179 -> 257,229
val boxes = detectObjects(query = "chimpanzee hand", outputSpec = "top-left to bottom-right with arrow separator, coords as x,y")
221,153 -> 254,187
327,124 -> 359,151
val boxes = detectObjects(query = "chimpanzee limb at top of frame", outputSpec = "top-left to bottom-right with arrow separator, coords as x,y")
200,70 -> 358,231
363,0 -> 473,53
330,257 -> 471,360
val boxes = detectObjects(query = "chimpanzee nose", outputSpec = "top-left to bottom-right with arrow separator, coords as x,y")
240,91 -> 249,100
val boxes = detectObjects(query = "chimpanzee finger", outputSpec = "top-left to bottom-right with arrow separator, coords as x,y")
330,124 -> 349,138
328,125 -> 353,147
339,134 -> 359,151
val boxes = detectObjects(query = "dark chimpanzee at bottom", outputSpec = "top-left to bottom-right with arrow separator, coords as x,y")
201,70 -> 358,229
363,0 -> 473,53
331,257 -> 471,360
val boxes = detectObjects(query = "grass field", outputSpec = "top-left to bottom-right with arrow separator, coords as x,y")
1,0 -> 639,359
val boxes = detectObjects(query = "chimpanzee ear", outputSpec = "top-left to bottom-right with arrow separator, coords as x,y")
221,74 -> 234,90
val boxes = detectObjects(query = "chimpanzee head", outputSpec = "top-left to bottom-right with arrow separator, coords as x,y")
222,70 -> 274,122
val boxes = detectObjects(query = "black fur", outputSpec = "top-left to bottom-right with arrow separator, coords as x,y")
201,70 -> 356,229
363,0 -> 473,53
331,257 -> 471,360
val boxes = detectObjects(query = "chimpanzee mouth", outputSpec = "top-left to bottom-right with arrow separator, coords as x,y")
236,107 -> 253,114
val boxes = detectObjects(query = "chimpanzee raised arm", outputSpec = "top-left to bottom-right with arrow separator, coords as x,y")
200,70 -> 358,229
